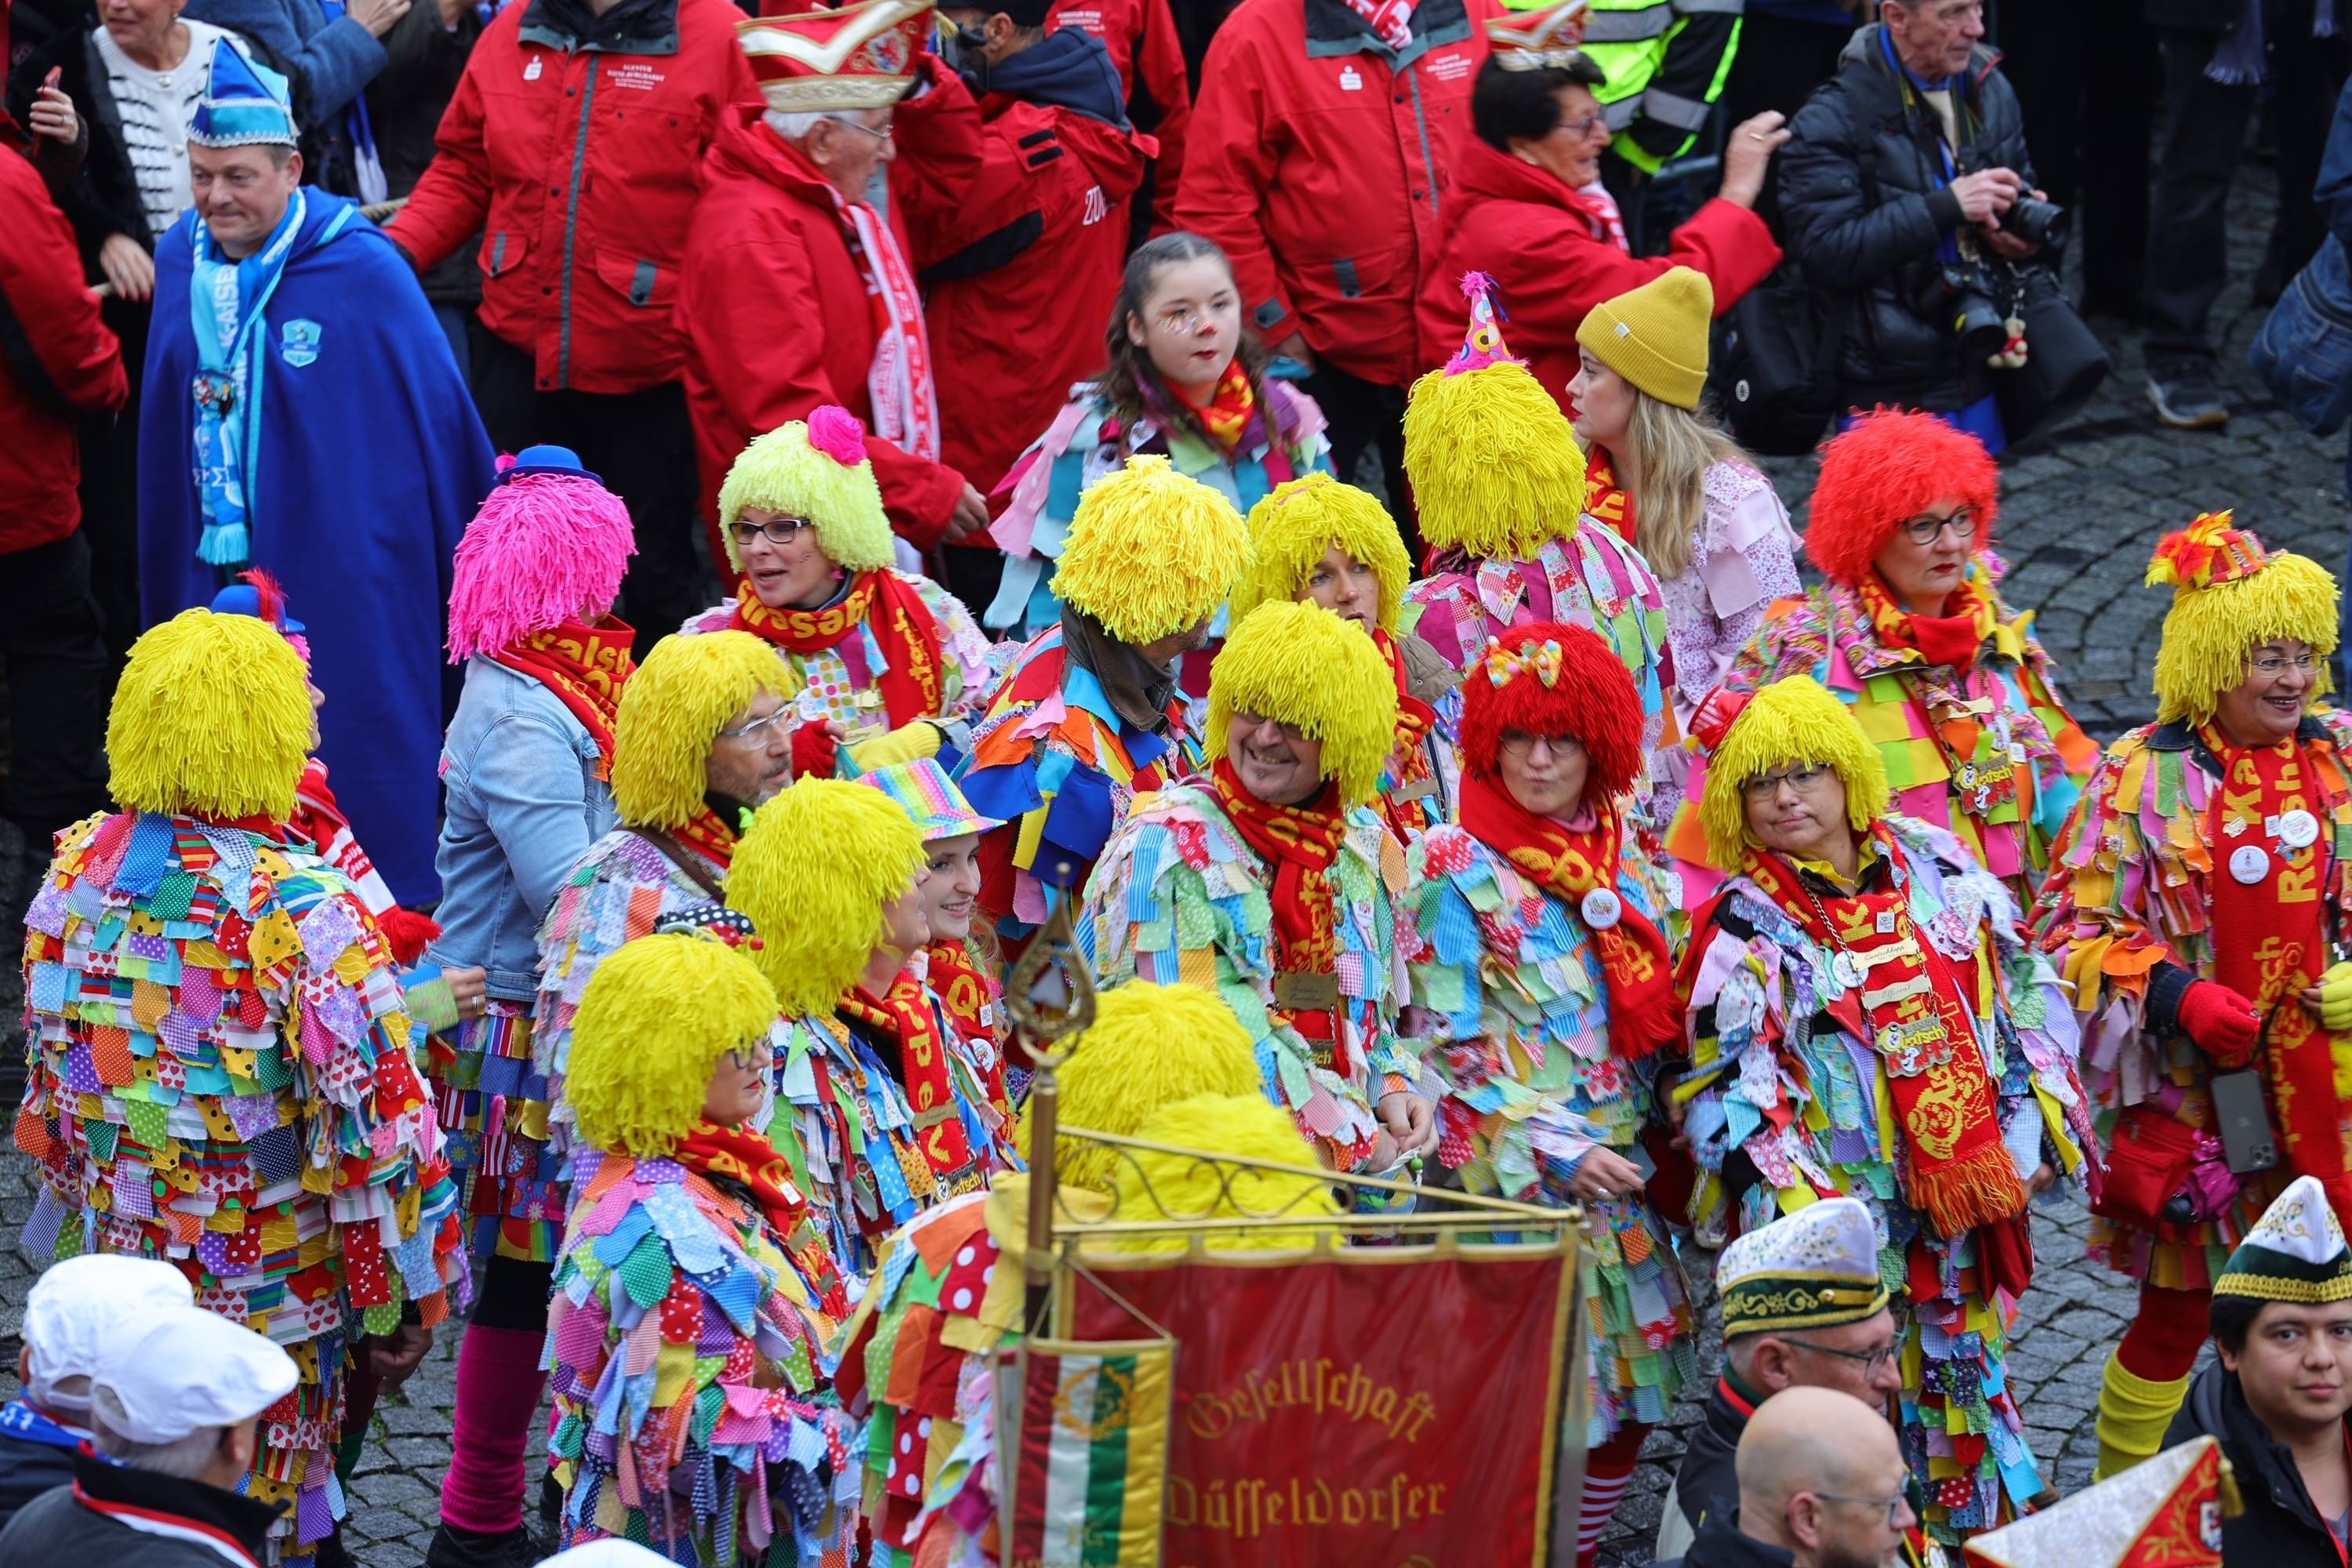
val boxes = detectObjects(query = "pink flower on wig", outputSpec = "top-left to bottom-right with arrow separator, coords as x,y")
807,405 -> 868,467
446,472 -> 637,662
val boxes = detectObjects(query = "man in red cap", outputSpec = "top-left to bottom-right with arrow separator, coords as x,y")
679,0 -> 994,564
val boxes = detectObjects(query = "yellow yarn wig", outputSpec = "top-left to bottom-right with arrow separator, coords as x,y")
612,631 -> 798,829
1054,454 -> 1250,645
1230,472 -> 1412,631
565,932 -> 781,1157
715,412 -> 895,575
1207,601 -> 1399,807
1104,1094 -> 1341,1254
1015,980 -> 1262,1194
2147,514 -> 2339,725
1699,676 -> 1891,872
1402,359 -> 1588,563
727,779 -> 926,1017
109,609 -> 313,822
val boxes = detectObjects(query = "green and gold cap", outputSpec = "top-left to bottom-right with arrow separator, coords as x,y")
1718,1196 -> 1890,1338
2214,1175 -> 2352,1304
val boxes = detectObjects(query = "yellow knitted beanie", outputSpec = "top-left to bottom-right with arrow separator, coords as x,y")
1576,267 -> 1714,410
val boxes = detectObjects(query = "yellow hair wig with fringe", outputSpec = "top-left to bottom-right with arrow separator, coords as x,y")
1014,981 -> 1261,1194
1402,360 -> 1588,562
612,631 -> 798,829
1699,676 -> 1891,872
564,932 -> 781,1157
726,779 -> 926,1016
1230,472 -> 1411,631
715,418 -> 895,575
1103,1094 -> 1341,1254
2148,540 -> 2339,726
1207,601 -> 1399,807
1054,454 -> 1250,644
109,609 -> 313,822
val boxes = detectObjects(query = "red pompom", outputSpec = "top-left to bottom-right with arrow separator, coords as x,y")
376,906 -> 442,968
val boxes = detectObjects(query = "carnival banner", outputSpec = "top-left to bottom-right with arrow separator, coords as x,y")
1058,1243 -> 1581,1568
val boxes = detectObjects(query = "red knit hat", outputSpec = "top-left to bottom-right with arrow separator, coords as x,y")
1804,408 -> 1999,588
1458,622 -> 1642,797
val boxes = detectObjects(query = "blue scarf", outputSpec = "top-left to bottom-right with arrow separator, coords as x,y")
187,188 -> 353,565
0,1398 -> 89,1451
316,0 -> 387,201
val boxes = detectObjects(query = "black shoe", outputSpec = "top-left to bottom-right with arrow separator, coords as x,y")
2147,366 -> 2230,429
423,1523 -> 543,1568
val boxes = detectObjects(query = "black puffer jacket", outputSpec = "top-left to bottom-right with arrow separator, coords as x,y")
1777,24 -> 2038,414
2163,1359 -> 2350,1566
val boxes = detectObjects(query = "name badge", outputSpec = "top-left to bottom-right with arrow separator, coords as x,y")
1390,775 -> 1439,803
1274,971 -> 1341,1013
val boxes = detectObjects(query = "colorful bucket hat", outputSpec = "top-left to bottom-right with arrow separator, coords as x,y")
855,757 -> 1004,840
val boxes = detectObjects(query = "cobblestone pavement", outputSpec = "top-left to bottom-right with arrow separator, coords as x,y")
0,158 -> 2336,1566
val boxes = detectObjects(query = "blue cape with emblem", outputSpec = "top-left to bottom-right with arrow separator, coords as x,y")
140,190 -> 492,904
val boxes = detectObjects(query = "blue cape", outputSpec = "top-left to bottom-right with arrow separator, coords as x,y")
140,191 -> 492,905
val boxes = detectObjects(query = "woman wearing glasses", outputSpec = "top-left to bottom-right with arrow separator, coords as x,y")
1675,675 -> 2093,1548
986,230 -> 1331,641
684,408 -> 996,777
1677,409 -> 2098,906
1399,623 -> 1695,1566
544,920 -> 858,1560
1410,0 -> 1786,419
2033,516 -> 2352,1489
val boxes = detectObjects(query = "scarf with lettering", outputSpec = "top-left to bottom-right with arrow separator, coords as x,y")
731,572 -> 946,728
1372,628 -> 1441,840
2204,728 -> 2348,1207
1740,837 -> 2031,1255
840,972 -> 975,1179
1211,758 -> 1352,1069
486,615 -> 635,778
927,938 -> 1001,1058
827,189 -> 940,463
673,1119 -> 848,1316
1457,771 -> 1679,1056
1583,445 -> 1635,546
1857,565 -> 1994,677
1342,0 -> 1414,49
668,800 -> 740,873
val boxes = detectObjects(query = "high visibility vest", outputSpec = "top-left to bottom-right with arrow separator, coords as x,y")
1508,0 -> 1745,173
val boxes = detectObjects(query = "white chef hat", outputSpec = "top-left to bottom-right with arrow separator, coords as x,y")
89,1307 -> 299,1444
21,1254 -> 195,1414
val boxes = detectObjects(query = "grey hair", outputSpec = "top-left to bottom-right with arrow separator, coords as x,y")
94,1422 -> 234,1480
764,109 -> 855,141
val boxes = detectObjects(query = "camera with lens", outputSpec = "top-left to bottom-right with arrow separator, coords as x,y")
1914,259 -> 2009,366
2000,194 -> 2071,252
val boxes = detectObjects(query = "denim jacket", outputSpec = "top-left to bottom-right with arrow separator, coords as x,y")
428,659 -> 615,1000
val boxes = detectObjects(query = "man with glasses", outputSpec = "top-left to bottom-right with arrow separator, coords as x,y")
1658,1197 -> 1927,1561
1661,1386 -> 1919,1568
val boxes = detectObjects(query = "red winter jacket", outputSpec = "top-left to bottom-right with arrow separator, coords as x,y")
1045,0 -> 1189,228
1417,136 -> 1781,412
1175,0 -> 1494,389
0,147 -> 125,555
386,0 -> 759,396
918,36 -> 1156,502
679,64 -> 984,554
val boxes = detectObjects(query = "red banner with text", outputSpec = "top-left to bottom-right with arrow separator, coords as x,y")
1065,1245 -> 1580,1568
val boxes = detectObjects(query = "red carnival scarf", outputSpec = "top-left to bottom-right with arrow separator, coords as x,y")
1341,0 -> 1414,48
669,807 -> 739,872
1857,568 -> 1994,677
1583,445 -> 1635,546
1372,628 -> 1441,840
1740,839 -> 2031,1253
840,972 -> 976,1179
1210,758 -> 1354,1072
487,616 -> 635,779
731,572 -> 946,728
826,189 -> 940,463
673,1120 -> 848,1316
1174,360 -> 1257,453
927,939 -> 1003,1071
2204,729 -> 2350,1208
1457,772 -> 1679,1056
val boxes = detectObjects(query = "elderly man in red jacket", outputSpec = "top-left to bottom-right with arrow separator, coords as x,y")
1178,0 -> 1495,538
384,0 -> 759,650
0,133 -> 127,853
681,0 -> 994,564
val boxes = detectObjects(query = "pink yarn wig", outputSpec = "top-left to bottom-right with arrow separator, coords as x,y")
446,472 -> 637,661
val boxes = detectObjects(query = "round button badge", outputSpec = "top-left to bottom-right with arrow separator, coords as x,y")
1580,888 -> 1623,931
2278,808 -> 2321,851
2230,844 -> 2273,885
1831,950 -> 1866,990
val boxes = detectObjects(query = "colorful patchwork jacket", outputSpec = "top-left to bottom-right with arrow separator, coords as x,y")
1076,781 -> 1414,1171
544,1146 -> 858,1563
15,811 -> 468,1545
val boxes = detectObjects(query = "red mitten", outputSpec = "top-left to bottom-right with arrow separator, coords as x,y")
789,717 -> 839,782
2177,980 -> 2259,1062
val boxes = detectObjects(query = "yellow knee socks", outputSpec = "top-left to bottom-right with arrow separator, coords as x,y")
2094,1352 -> 2191,1480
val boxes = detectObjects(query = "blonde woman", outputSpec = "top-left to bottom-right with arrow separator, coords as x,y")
1565,267 -> 1798,832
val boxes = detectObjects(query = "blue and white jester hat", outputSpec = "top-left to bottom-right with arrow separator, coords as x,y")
190,38 -> 298,149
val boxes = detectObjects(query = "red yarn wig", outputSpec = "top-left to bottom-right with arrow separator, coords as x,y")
1458,623 -> 1643,798
1803,408 -> 1999,588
